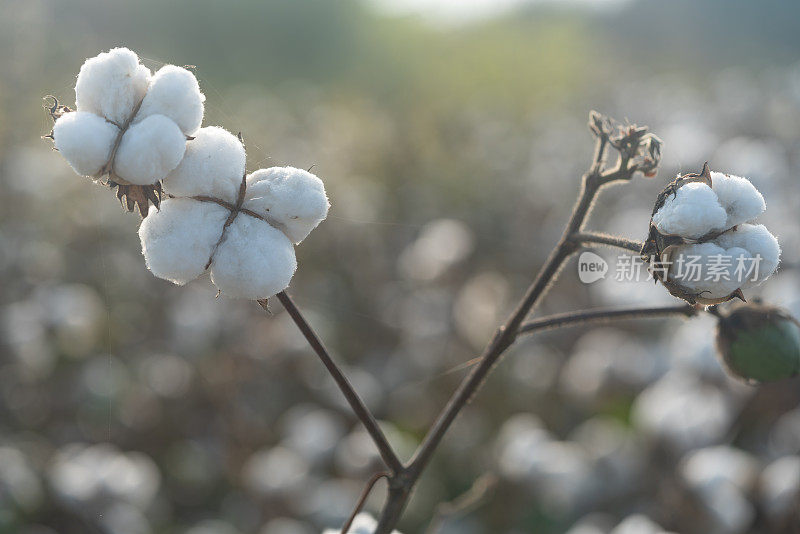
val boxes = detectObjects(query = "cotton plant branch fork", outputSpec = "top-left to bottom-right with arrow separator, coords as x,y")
262,112 -> 682,533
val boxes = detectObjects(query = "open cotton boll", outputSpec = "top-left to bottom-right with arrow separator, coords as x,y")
162,127 -> 246,203
139,198 -> 229,285
714,223 -> 780,287
135,65 -> 205,136
710,172 -> 766,229
210,216 -> 297,299
244,167 -> 330,244
114,114 -> 186,185
75,47 -> 151,125
667,242 -> 750,299
652,182 -> 727,239
53,112 -> 119,177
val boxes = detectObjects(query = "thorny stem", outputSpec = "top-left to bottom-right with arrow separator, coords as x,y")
273,291 -> 404,474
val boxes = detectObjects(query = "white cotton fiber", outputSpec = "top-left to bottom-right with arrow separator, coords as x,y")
710,171 -> 766,229
162,127 -> 246,203
210,215 -> 297,299
114,114 -> 187,185
244,167 -> 330,244
135,65 -> 205,136
668,242 -> 750,299
75,47 -> 151,125
53,111 -> 119,177
714,223 -> 780,287
652,182 -> 727,239
139,198 -> 229,285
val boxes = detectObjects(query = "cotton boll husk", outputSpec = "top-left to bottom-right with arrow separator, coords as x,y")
114,114 -> 186,185
139,198 -> 229,285
710,171 -> 766,229
75,47 -> 151,125
652,182 -> 727,239
162,127 -> 246,203
668,242 -> 750,299
244,167 -> 330,244
210,216 -> 297,299
135,65 -> 205,136
53,111 -> 119,177
714,223 -> 780,287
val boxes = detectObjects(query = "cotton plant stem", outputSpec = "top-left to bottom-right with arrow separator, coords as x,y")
516,304 -> 697,336
274,291 -> 404,474
571,231 -> 644,253
373,120 -> 654,533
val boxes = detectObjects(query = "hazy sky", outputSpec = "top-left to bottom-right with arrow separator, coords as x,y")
370,0 -> 634,25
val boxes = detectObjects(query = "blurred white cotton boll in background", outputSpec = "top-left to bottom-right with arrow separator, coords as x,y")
53,112 -> 118,176
398,219 -> 474,281
162,126 -> 246,203
74,47 -> 151,125
632,370 -> 734,452
138,198 -> 230,285
244,167 -> 330,244
135,65 -> 205,135
759,456 -> 800,521
610,515 -> 672,534
495,413 -> 554,480
321,512 -> 403,534
114,114 -> 187,185
242,446 -> 309,496
679,446 -> 759,493
210,216 -> 297,299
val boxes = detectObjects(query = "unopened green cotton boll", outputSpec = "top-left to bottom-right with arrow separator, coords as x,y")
715,303 -> 800,382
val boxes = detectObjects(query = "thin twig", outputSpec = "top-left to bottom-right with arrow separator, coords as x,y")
273,291 -> 403,474
342,472 -> 391,534
516,304 -> 697,336
425,473 -> 498,534
571,231 -> 643,253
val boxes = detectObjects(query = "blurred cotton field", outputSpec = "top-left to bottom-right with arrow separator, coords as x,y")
2,0 -> 800,533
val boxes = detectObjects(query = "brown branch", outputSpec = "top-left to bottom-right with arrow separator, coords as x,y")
425,473 -> 498,534
342,472 -> 391,534
373,112 -> 662,533
571,231 -> 644,253
516,304 -> 697,336
273,291 -> 403,474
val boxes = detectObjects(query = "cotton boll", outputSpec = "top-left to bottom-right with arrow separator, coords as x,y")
244,167 -> 330,244
135,65 -> 205,136
139,198 -> 229,285
710,172 -> 766,229
667,242 -> 750,299
114,115 -> 186,185
210,215 -> 297,299
714,224 -> 780,287
652,182 -> 727,239
75,47 -> 151,125
53,112 -> 119,177
162,127 -> 246,203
